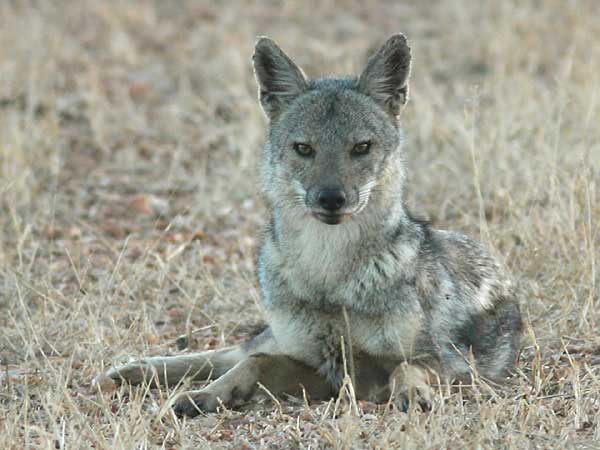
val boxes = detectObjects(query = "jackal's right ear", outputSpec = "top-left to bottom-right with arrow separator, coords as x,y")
253,37 -> 308,121
358,34 -> 412,119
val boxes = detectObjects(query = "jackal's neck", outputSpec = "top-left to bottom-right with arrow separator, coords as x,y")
264,189 -> 418,313
272,178 -> 412,268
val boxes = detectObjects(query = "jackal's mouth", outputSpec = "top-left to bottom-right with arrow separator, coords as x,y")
311,211 -> 350,225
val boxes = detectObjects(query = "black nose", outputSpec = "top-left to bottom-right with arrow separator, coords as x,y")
317,189 -> 346,211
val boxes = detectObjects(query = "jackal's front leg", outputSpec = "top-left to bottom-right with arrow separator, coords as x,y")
172,353 -> 332,416
104,346 -> 247,387
104,327 -> 277,387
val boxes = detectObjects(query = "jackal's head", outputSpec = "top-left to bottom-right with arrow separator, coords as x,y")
253,35 -> 411,225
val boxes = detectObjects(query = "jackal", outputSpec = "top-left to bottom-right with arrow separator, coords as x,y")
104,34 -> 522,416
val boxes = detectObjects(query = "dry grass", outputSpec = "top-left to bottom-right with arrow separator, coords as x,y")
1,0 -> 599,448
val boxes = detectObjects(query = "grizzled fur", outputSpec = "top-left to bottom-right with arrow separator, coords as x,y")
104,34 -> 522,417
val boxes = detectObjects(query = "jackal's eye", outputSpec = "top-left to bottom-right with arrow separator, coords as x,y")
293,143 -> 315,157
352,141 -> 371,156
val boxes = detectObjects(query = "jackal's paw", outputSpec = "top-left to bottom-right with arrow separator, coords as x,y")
390,363 -> 433,413
172,389 -> 227,417
394,383 -> 433,412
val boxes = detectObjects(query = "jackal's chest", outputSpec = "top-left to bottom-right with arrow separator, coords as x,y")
273,221 -> 412,311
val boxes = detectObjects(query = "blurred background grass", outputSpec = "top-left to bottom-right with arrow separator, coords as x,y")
0,1 -> 598,448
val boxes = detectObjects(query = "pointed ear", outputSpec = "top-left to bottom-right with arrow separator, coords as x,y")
358,34 -> 412,118
253,37 -> 308,121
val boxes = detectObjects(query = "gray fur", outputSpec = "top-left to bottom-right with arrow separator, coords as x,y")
104,34 -> 522,416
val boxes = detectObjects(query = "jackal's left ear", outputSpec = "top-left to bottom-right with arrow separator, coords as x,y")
358,34 -> 411,118
253,37 -> 308,121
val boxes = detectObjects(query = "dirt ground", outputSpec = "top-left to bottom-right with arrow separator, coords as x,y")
1,1 -> 598,448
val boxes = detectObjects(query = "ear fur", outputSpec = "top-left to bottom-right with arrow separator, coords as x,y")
253,37 -> 308,121
358,34 -> 412,118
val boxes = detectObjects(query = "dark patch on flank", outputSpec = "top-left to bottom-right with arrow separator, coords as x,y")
452,295 -> 522,377
455,264 -> 483,291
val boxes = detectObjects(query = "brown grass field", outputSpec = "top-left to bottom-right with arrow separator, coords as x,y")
1,1 -> 599,448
